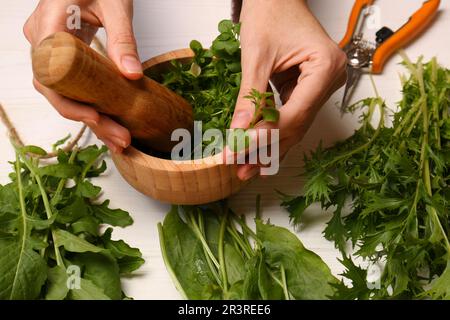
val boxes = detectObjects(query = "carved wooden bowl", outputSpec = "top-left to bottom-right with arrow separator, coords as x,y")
111,49 -> 245,205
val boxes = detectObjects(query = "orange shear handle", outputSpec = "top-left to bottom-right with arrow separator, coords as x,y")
339,0 -> 375,49
372,0 -> 441,74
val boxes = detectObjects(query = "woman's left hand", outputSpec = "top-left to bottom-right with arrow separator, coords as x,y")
229,0 -> 347,180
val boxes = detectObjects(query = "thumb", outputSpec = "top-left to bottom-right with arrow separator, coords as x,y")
231,63 -> 271,129
102,2 -> 142,80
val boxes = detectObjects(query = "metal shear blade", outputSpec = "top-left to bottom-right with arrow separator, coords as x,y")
341,66 -> 361,113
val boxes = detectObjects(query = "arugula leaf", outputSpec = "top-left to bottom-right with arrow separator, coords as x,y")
52,134 -> 71,152
45,266 -> 69,300
70,216 -> 100,236
76,180 -> 102,198
91,200 -> 133,227
39,163 -> 80,178
0,237 -> 47,299
70,252 -> 122,300
0,184 -> 19,215
0,144 -> 143,300
68,278 -> 111,300
57,197 -> 89,224
20,145 -> 47,156
102,228 -> 145,274
0,157 -> 47,300
53,229 -> 104,253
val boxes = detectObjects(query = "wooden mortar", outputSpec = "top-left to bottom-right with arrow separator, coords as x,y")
111,49 -> 246,205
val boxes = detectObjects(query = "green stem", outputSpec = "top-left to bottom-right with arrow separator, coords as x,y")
15,153 -> 28,242
280,264 -> 290,300
187,209 -> 220,269
239,215 -> 254,254
81,151 -> 99,180
54,148 -> 78,200
393,96 -> 424,137
414,62 -> 450,253
218,207 -> 228,293
430,58 -> 441,149
19,154 -> 64,267
226,225 -> 252,259
405,107 -> 424,137
198,212 -> 222,287
231,213 -> 262,246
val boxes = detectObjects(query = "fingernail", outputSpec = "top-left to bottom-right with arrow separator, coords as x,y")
231,110 -> 252,128
121,55 -> 143,75
102,138 -> 120,153
83,119 -> 98,127
110,136 -> 129,149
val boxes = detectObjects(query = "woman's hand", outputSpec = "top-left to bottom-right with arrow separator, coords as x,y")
24,0 -> 140,153
230,0 -> 347,180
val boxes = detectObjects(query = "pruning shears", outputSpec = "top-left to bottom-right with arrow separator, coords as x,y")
339,0 -> 441,112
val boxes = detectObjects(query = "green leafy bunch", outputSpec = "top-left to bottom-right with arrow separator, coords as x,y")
0,142 -> 144,300
280,57 -> 450,299
158,199 -> 337,300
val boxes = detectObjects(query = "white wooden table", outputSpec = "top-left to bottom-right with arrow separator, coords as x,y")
0,0 -> 449,300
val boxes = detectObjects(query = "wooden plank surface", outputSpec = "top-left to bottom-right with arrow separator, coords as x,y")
0,0 -> 449,299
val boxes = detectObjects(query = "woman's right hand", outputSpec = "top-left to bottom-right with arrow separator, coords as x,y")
24,0 -> 141,153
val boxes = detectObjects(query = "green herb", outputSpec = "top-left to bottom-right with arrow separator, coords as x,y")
245,88 -> 280,127
149,20 -> 242,152
280,57 -> 450,299
158,200 -> 337,300
0,143 -> 144,300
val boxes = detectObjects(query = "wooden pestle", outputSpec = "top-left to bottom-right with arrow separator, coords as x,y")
32,32 -> 193,153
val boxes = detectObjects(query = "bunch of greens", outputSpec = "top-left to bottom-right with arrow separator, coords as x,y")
148,20 -> 242,146
158,200 -> 337,300
280,57 -> 450,299
0,142 -> 144,300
